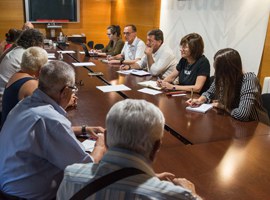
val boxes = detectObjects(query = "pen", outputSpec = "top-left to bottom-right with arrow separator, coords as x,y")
191,88 -> 193,101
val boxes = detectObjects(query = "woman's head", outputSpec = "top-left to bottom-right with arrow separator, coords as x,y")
107,25 -> 121,40
16,29 -> 44,49
214,48 -> 243,77
5,29 -> 22,43
180,33 -> 204,60
214,48 -> 243,110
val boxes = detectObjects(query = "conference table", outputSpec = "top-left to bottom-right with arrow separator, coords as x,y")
48,43 -> 270,200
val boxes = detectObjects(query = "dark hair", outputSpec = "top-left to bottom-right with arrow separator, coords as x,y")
5,29 -> 22,43
107,25 -> 121,37
125,24 -> 137,32
180,33 -> 204,60
16,29 -> 44,49
147,29 -> 164,43
214,48 -> 243,110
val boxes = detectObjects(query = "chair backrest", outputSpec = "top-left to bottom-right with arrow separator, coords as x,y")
94,44 -> 104,50
87,41 -> 94,49
261,93 -> 270,118
81,43 -> 90,57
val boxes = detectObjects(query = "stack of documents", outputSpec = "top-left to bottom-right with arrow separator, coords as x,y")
186,104 -> 213,113
138,80 -> 161,90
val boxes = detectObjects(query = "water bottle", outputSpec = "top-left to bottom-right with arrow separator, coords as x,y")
58,52 -> 63,60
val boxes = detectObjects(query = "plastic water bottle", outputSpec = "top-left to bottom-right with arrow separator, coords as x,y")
58,52 -> 63,60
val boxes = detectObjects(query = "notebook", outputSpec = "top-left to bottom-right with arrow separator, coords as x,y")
137,80 -> 162,90
186,104 -> 213,113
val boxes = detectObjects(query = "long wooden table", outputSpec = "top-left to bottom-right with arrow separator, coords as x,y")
51,43 -> 270,200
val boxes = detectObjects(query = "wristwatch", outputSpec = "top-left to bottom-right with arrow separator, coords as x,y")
81,125 -> 87,135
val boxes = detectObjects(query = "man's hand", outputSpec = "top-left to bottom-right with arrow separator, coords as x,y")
144,46 -> 153,56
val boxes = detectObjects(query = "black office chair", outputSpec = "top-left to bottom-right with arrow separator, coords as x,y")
262,93 -> 270,118
94,44 -> 104,50
87,41 -> 94,49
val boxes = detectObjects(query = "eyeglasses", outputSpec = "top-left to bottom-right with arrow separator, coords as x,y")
123,32 -> 134,35
60,85 -> 78,94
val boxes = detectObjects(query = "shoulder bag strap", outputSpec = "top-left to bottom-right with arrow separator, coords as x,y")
70,167 -> 145,200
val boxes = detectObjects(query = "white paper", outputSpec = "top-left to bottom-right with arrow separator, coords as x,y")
131,70 -> 151,76
96,84 -> 131,92
137,80 -> 161,90
186,104 -> 213,113
57,50 -> 76,54
117,70 -> 134,75
47,53 -> 56,59
138,88 -> 163,95
72,62 -> 96,67
172,94 -> 187,97
82,139 -> 96,152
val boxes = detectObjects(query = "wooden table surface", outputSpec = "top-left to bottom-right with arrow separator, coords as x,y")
52,43 -> 270,200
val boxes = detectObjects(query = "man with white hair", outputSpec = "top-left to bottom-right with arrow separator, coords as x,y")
57,99 -> 201,200
0,61 -> 106,200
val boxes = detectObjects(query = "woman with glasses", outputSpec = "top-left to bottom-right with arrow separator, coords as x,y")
157,33 -> 210,94
187,48 -> 270,125
98,25 -> 124,56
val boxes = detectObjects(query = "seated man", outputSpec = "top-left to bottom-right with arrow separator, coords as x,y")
57,99 -> 201,200
0,61 -> 106,200
121,29 -> 178,79
108,24 -> 146,65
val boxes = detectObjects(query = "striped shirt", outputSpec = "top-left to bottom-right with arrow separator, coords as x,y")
202,72 -> 270,125
57,148 -> 197,200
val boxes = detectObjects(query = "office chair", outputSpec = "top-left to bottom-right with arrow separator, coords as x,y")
261,93 -> 270,118
94,44 -> 104,50
87,41 -> 94,49
81,43 -> 90,57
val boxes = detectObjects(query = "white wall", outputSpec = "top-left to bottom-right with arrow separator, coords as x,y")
160,0 -> 270,75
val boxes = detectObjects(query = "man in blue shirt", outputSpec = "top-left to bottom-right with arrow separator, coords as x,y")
0,61 -> 106,200
57,99 -> 201,200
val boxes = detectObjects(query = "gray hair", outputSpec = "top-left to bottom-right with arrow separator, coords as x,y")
38,60 -> 75,95
106,99 -> 165,159
21,47 -> 48,72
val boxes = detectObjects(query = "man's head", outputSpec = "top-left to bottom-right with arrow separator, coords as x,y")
146,29 -> 164,53
16,29 -> 44,49
39,61 -> 77,109
22,21 -> 34,30
21,47 -> 48,77
106,99 -> 165,161
123,24 -> 137,44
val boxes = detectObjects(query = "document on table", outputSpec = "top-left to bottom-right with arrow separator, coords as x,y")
47,53 -> 56,59
72,62 -> 96,67
186,104 -> 213,113
138,88 -> 163,95
82,139 -> 96,152
131,70 -> 151,76
137,80 -> 161,90
117,70 -> 134,75
96,84 -> 131,92
57,50 -> 76,54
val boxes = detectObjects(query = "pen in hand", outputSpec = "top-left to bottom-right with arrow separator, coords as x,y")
191,88 -> 193,101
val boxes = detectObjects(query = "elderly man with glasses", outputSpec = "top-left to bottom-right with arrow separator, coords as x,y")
108,24 -> 145,65
0,61 -> 106,200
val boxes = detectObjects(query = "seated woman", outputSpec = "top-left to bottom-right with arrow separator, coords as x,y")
99,25 -> 124,56
157,33 -> 210,94
1,47 -> 48,126
186,48 -> 270,125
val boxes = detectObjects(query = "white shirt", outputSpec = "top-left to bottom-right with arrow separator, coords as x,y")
137,44 -> 178,78
121,37 -> 146,60
0,46 -> 25,112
